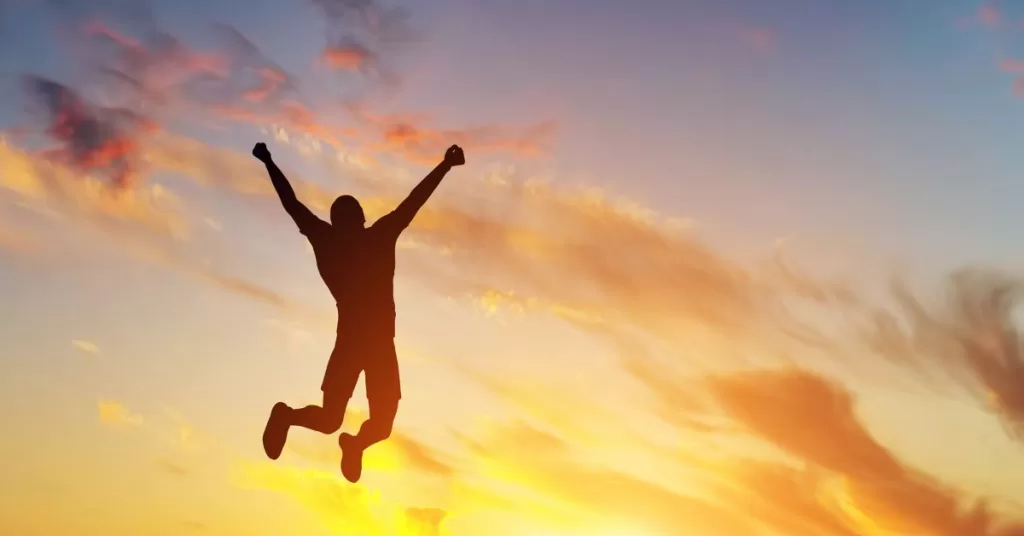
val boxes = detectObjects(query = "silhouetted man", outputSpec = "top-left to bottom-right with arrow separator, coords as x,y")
254,141 -> 465,482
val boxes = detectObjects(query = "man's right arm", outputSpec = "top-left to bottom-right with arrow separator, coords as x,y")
253,142 -> 323,234
380,145 -> 465,235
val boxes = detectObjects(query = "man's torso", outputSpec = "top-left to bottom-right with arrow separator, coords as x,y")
306,222 -> 398,339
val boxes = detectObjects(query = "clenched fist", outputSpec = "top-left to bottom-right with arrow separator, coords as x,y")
252,142 -> 272,163
443,145 -> 465,167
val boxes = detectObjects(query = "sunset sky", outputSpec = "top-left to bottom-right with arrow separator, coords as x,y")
3,0 -> 1024,534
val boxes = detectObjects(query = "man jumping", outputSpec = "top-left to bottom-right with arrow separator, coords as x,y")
254,141 -> 465,483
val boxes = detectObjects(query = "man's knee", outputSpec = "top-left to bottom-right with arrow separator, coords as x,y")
321,391 -> 350,433
375,419 -> 393,440
323,410 -> 345,433
360,416 -> 392,441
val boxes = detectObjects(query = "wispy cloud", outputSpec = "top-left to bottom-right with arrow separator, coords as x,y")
233,461 -> 450,535
23,75 -> 157,190
157,457 -> 190,477
310,0 -> 419,85
388,435 -> 456,480
97,399 -> 144,427
0,137 -> 187,239
451,420 -> 756,534
72,339 -> 101,355
706,368 -> 1024,535
851,270 -> 1024,440
346,104 -> 557,164
980,4 -> 1002,28
744,26 -> 778,55
21,5 -> 550,168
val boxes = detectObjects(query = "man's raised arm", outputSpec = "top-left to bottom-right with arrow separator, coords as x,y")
387,145 -> 465,231
252,142 -> 323,234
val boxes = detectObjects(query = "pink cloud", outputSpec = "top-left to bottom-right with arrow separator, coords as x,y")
745,26 -> 778,54
1013,78 -> 1024,97
979,4 -> 1001,27
999,58 -> 1024,73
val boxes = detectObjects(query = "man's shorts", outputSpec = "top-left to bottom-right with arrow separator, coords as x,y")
321,335 -> 402,401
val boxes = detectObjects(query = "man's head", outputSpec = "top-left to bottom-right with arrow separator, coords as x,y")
330,195 -> 366,229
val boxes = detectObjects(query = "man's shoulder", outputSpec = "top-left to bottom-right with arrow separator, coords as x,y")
369,214 -> 402,239
370,211 -> 395,228
302,218 -> 332,237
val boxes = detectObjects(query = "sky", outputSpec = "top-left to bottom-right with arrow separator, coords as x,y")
2,0 -> 1024,534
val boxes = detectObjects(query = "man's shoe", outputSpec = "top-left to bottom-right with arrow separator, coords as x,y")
338,432 -> 364,483
262,402 -> 291,460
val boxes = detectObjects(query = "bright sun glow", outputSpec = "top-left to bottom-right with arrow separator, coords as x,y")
532,522 -> 661,536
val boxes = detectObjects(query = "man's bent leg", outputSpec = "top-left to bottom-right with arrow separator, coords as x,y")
263,387 -> 351,461
357,396 -> 399,448
339,343 -> 400,482
289,388 -> 350,434
339,396 -> 398,483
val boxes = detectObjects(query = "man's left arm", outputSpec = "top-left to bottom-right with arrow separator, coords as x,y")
383,145 -> 465,233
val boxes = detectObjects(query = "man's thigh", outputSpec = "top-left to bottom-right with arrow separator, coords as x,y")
321,384 -> 351,420
364,340 -> 402,403
321,339 -> 364,398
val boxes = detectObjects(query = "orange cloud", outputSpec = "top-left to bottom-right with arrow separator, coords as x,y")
0,131 -> 342,331
0,136 -> 187,238
348,105 -> 557,164
322,43 -> 372,71
388,174 -> 759,358
705,462 -> 862,536
454,420 -> 757,535
707,368 -> 1024,535
242,67 -> 291,102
